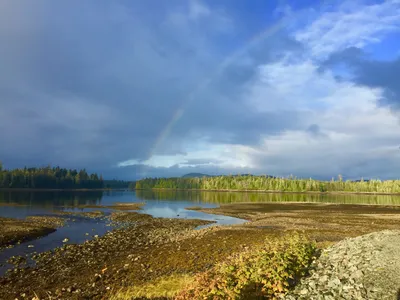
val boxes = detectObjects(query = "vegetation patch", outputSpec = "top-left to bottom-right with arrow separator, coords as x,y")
176,233 -> 317,299
111,274 -> 195,299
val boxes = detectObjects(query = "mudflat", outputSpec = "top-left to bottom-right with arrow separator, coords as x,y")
188,202 -> 400,246
0,216 -> 64,250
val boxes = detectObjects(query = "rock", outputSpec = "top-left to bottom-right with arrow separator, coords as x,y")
299,288 -> 308,295
308,281 -> 316,289
94,274 -> 102,281
351,269 -> 363,280
319,275 -> 328,283
285,231 -> 400,300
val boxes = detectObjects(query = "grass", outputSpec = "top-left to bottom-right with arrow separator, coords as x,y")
110,274 -> 195,299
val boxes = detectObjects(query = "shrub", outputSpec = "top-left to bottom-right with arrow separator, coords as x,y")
175,233 -> 317,299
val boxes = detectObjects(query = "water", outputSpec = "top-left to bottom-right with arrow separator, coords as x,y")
0,190 -> 246,275
1,189 -> 400,275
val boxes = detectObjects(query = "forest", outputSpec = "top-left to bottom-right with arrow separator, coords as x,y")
104,179 -> 134,189
135,175 -> 400,194
0,162 -> 104,189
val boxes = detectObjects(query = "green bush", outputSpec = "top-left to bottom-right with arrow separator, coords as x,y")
175,233 -> 317,299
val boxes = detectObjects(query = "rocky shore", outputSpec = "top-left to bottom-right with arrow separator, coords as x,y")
3,202 -> 400,299
284,230 -> 400,300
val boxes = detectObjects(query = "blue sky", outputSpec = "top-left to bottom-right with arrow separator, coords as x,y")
1,0 -> 400,180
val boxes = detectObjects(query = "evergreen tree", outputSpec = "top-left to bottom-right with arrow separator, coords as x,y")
0,165 -> 105,189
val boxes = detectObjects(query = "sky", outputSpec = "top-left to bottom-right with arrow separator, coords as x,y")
1,0 -> 400,180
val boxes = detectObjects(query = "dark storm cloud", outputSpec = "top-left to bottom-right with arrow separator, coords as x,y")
322,47 -> 400,108
0,0 -> 305,178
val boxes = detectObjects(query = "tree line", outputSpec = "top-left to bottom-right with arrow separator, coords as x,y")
134,175 -> 400,194
0,163 -> 104,189
104,179 -> 134,189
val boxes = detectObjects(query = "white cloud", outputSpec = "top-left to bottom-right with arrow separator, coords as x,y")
166,0 -> 233,35
295,0 -> 400,58
239,55 -> 400,179
119,142 -> 259,170
247,59 -> 381,113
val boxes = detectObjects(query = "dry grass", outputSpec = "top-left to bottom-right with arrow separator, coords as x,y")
110,274 -> 194,299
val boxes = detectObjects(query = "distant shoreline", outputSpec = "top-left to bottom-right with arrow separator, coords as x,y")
134,188 -> 400,196
4,187 -> 400,196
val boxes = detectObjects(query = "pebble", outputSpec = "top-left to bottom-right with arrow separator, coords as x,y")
284,230 -> 400,300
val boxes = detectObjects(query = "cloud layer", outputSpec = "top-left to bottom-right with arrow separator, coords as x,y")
1,0 -> 400,180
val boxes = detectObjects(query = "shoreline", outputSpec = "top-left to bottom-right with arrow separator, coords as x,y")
3,187 -> 400,196
134,187 -> 400,196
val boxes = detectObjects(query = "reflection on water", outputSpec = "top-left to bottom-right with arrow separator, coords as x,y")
0,190 -> 103,208
1,190 -> 400,220
2,190 -> 400,212
136,189 -> 400,205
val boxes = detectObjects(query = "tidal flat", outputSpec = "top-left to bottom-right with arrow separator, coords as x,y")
0,216 -> 64,250
2,202 -> 400,299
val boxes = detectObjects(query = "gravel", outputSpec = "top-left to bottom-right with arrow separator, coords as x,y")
284,230 -> 400,300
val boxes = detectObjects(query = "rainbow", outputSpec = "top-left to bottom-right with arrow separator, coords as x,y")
137,6 -> 306,177
148,20 -> 287,154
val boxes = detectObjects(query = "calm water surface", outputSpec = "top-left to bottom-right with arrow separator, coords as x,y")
1,190 -> 400,275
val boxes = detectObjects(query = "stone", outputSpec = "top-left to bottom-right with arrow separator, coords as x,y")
351,270 -> 363,280
300,289 -> 308,295
319,275 -> 329,283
